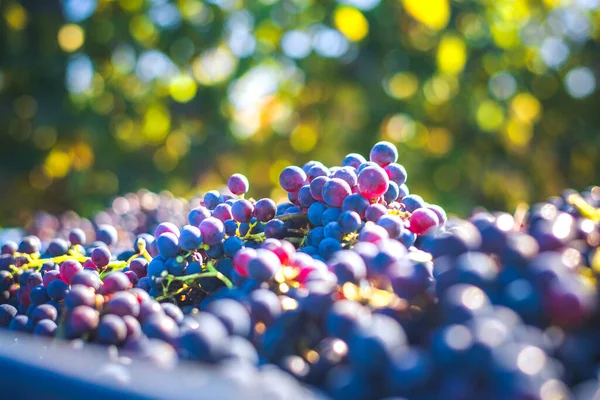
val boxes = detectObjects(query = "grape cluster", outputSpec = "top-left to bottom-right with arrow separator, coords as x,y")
1,141 -> 599,399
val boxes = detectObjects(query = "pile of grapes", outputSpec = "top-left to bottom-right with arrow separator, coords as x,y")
1,141 -> 600,399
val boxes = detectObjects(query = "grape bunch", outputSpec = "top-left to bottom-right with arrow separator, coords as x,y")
0,141 -> 599,400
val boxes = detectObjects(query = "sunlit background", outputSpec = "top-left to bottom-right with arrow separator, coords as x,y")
1,0 -> 599,226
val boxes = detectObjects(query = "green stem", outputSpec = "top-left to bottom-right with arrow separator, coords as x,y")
278,212 -> 308,222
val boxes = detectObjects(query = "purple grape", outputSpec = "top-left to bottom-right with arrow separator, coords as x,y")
68,306 -> 99,337
60,260 -> 83,284
307,165 -> 330,182
342,153 -> 367,169
33,319 -> 57,337
365,203 -> 387,222
279,166 -> 306,193
322,178 -> 352,208
401,194 -> 426,213
369,141 -> 398,167
248,249 -> 281,282
384,163 -> 407,186
69,228 -> 86,246
327,250 -> 367,284
1,241 -> 17,255
358,224 -> 389,244
188,206 -> 211,226
154,222 -> 180,239
107,291 -> 140,317
46,239 -> 69,257
96,225 -> 118,246
64,285 -> 96,310
101,271 -> 131,294
212,204 -> 233,222
227,173 -> 249,195
377,214 -> 404,239
409,208 -> 440,235
310,176 -> 329,202
384,181 -> 400,203
333,167 -> 358,188
199,217 -> 225,246
254,198 -> 277,222
232,199 -> 254,223
91,246 -> 111,268
129,258 -> 148,278
265,219 -> 286,239
357,166 -> 389,200
97,314 -> 127,345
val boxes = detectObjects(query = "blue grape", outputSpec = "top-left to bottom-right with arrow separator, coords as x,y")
204,190 -> 223,210
96,225 -> 118,246
156,232 -> 180,258
298,185 -> 316,208
224,236 -> 244,257
324,222 -> 343,241
224,219 -> 239,236
342,193 -> 370,218
401,194 -> 426,212
338,211 -> 361,234
265,219 -> 286,239
322,207 -> 342,225
318,237 -> 342,259
307,164 -> 330,182
188,206 -> 211,226
384,181 -> 399,203
179,225 -> 202,251
308,202 -> 328,226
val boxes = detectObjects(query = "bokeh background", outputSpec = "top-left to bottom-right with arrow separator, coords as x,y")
1,0 -> 599,226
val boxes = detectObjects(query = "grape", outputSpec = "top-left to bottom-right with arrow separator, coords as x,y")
97,314 -> 128,345
357,166 -> 389,200
358,224 -> 389,244
204,190 -> 224,210
228,173 -> 250,195
47,279 -> 70,301
96,224 -> 118,246
338,211 -> 361,234
199,217 -> 225,246
31,304 -> 58,324
19,235 -> 41,254
427,204 -> 447,226
224,219 -> 239,236
0,304 -> 17,327
224,236 -> 245,257
188,206 -> 211,226
129,258 -> 148,278
179,225 -> 202,251
33,319 -> 57,337
68,306 -> 99,337
91,246 -> 111,268
377,214 -> 403,239
101,271 -> 131,294
328,250 -> 367,283
384,163 -> 407,186
232,199 -> 254,223
254,198 -> 277,222
318,237 -> 343,259
342,153 -> 367,169
10,315 -> 33,333
179,312 -> 228,363
333,167 -> 358,188
207,299 -> 251,337
265,219 -> 286,239
309,176 -> 329,202
233,248 -> 257,276
279,166 -> 307,193
69,228 -> 87,246
369,141 -> 398,167
322,178 -> 352,208
324,222 -> 343,241
400,194 -> 425,212
1,240 -> 18,255
322,207 -> 342,225
42,271 -> 61,288
307,202 -> 327,226
383,181 -> 399,203
142,314 -> 179,343
248,249 -> 281,282
212,204 -> 233,222
409,208 -> 440,235
64,285 -> 96,310
107,291 -> 140,317
46,238 -> 69,257
298,185 -> 316,208
307,165 -> 330,182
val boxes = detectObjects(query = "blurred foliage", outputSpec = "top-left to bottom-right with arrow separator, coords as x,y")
1,0 -> 600,226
